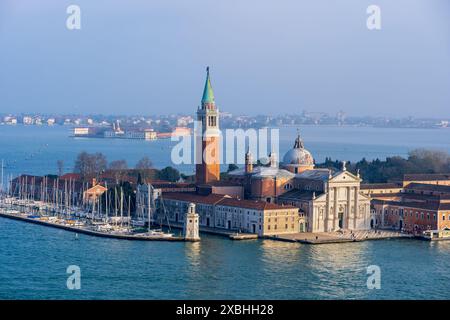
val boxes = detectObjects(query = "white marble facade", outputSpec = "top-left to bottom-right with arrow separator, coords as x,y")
307,170 -> 371,232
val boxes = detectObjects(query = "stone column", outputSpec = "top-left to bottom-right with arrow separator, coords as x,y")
310,203 -> 315,232
333,187 -> 338,230
354,186 -> 359,229
346,186 -> 351,229
325,187 -> 331,232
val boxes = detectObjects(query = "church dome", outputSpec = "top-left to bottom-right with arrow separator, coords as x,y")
283,148 -> 314,166
282,134 -> 314,173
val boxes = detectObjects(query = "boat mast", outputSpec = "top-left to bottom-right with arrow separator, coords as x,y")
114,187 -> 118,226
120,187 -> 123,227
147,184 -> 151,232
128,195 -> 131,230
105,181 -> 108,223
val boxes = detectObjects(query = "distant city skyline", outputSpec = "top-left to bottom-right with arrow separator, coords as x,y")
0,0 -> 449,117
1,110 -> 449,120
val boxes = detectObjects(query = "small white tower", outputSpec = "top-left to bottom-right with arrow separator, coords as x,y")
184,203 -> 200,241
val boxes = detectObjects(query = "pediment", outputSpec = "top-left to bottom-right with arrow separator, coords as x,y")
329,170 -> 360,183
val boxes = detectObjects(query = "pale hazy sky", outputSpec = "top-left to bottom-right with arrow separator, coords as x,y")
0,0 -> 449,117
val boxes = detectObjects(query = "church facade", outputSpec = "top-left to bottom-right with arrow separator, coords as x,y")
227,135 -> 372,233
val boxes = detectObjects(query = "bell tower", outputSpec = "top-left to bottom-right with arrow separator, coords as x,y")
196,67 -> 221,184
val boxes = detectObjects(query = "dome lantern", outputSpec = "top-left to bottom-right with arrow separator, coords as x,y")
282,131 -> 315,174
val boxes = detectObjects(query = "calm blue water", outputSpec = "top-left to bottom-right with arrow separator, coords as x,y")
0,125 -> 449,178
1,217 -> 450,300
1,125 -> 450,299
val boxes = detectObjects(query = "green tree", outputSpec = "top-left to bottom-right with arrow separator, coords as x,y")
158,166 -> 180,182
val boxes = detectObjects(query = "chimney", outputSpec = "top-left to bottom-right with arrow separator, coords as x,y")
92,178 -> 97,187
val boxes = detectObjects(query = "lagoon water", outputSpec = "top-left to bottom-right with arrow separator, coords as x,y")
0,125 -> 450,299
1,217 -> 450,300
0,125 -> 449,178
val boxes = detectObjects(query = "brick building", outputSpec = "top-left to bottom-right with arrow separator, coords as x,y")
370,183 -> 450,234
161,192 -> 301,236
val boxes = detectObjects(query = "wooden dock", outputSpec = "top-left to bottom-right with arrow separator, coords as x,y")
0,211 -> 185,242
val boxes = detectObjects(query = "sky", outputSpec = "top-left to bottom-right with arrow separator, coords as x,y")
0,0 -> 449,117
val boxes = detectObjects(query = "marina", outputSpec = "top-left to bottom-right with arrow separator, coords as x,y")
0,210 -> 184,241
0,174 -> 185,241
0,195 -> 261,242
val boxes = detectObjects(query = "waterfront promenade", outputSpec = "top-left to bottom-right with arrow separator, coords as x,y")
165,221 -> 411,244
269,230 -> 413,244
0,211 -> 185,242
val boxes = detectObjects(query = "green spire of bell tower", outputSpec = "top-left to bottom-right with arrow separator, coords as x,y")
201,66 -> 215,105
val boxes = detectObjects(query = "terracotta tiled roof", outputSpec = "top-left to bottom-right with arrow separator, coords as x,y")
85,184 -> 107,193
149,181 -> 195,189
218,198 -> 297,210
361,183 -> 402,190
60,173 -> 81,180
371,192 -> 450,202
405,183 -> 450,194
404,173 -> 450,181
162,192 -> 228,205
162,192 -> 297,210
197,181 -> 242,187
371,199 -> 450,211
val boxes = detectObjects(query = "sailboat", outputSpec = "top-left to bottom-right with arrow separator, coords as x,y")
134,183 -> 173,238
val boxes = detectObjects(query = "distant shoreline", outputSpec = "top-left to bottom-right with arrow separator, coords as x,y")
1,123 -> 448,130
